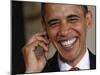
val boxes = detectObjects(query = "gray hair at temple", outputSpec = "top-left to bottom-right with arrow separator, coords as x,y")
41,3 -> 88,18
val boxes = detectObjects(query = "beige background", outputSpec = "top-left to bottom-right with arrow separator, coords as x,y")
23,2 -> 96,58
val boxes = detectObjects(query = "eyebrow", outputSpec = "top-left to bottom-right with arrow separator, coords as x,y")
47,19 -> 59,25
67,14 -> 80,19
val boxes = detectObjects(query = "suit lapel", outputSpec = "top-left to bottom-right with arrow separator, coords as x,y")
42,52 -> 60,72
88,49 -> 96,69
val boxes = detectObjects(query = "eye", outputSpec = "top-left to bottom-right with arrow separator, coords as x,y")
68,17 -> 79,23
48,19 -> 60,27
49,21 -> 59,26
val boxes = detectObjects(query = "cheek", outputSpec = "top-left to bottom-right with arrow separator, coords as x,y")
74,23 -> 87,45
48,27 -> 59,41
74,23 -> 87,35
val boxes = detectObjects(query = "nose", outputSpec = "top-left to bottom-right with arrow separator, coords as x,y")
58,21 -> 70,37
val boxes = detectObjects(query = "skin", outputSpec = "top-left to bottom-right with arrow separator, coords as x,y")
22,4 -> 92,73
22,32 -> 49,73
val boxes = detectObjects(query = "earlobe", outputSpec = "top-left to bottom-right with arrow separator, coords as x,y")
86,10 -> 93,30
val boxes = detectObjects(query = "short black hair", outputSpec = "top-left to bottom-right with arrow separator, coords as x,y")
41,3 -> 88,18
80,5 -> 88,15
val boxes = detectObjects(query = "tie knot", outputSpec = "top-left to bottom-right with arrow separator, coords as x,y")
69,67 -> 80,71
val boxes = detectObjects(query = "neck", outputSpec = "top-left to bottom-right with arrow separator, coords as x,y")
58,49 -> 86,66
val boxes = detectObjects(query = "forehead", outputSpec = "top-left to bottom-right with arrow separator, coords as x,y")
43,3 -> 84,18
45,3 -> 80,8
44,3 -> 82,11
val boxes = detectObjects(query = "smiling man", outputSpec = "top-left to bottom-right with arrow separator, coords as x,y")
22,3 -> 96,73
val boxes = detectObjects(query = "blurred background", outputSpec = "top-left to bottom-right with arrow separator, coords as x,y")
12,1 -> 96,74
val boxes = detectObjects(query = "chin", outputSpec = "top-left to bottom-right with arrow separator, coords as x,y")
54,37 -> 81,62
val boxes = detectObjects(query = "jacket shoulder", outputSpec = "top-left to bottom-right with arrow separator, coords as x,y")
42,52 -> 60,72
88,49 -> 96,69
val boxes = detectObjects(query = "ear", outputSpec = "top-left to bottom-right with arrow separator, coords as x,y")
86,10 -> 93,30
41,18 -> 50,40
41,17 -> 47,31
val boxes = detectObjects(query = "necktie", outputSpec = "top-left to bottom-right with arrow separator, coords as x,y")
69,67 -> 80,71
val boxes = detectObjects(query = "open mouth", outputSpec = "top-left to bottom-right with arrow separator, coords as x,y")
58,37 -> 78,50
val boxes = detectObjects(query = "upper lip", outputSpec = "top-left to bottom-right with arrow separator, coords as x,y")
57,36 -> 78,43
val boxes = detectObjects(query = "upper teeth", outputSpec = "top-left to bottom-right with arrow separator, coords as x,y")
61,38 -> 76,47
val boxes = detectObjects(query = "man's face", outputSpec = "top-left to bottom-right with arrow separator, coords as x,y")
42,4 -> 92,64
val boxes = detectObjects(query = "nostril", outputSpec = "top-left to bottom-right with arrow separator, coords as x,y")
59,26 -> 71,36
58,30 -> 70,37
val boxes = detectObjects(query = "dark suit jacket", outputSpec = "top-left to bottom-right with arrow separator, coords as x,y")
42,49 -> 96,72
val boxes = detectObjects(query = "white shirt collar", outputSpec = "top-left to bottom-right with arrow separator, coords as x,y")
58,48 -> 90,71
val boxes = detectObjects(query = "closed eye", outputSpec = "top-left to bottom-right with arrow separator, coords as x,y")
48,19 -> 60,26
68,17 -> 79,23
67,15 -> 80,23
